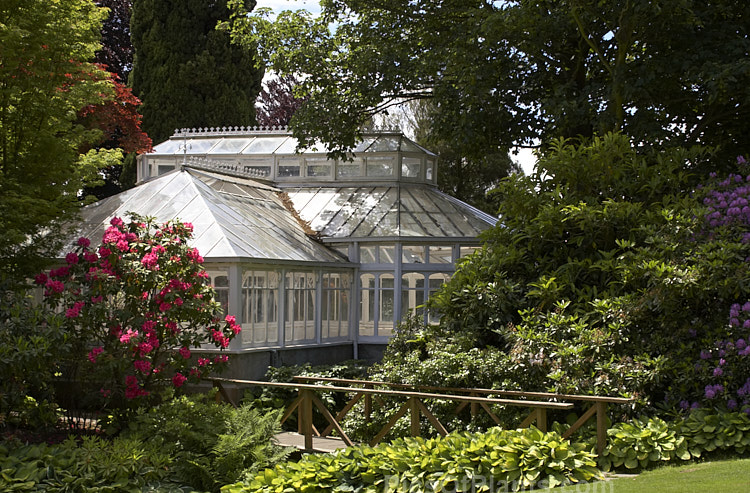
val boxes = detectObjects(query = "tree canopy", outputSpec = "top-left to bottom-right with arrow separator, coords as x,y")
0,0 -> 118,282
255,74 -> 306,127
131,0 -> 264,144
227,0 -> 750,165
94,0 -> 133,82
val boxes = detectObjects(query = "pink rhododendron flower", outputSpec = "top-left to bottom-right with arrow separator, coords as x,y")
141,251 -> 159,269
90,295 -> 103,304
49,266 -> 69,278
34,272 -> 47,285
120,328 -> 139,344
213,355 -> 228,364
77,237 -> 91,248
172,373 -> 187,387
134,359 -> 152,373
65,252 -> 79,265
88,346 -> 104,363
65,301 -> 85,318
225,315 -> 236,325
138,342 -> 153,355
99,246 -> 112,257
198,358 -> 210,367
179,347 -> 191,359
110,217 -> 123,227
159,302 -> 171,312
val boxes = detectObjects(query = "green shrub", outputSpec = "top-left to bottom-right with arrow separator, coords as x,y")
599,416 -> 690,471
124,392 -> 290,492
247,360 -> 370,432
223,427 -> 602,492
0,288 -> 69,430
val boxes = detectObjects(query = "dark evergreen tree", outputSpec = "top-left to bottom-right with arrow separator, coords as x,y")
130,0 -> 263,144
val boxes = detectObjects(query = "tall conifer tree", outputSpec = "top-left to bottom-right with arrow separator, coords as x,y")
130,0 -> 263,143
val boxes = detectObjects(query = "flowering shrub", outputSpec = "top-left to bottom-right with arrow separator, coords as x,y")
689,303 -> 750,413
36,214 -> 240,407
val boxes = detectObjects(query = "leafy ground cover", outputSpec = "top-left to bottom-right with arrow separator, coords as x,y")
542,458 -> 750,493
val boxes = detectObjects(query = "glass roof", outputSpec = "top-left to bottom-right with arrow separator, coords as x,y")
70,169 -> 348,264
150,128 -> 437,157
285,186 -> 498,239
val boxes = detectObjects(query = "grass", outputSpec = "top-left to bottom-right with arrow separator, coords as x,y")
542,458 -> 750,493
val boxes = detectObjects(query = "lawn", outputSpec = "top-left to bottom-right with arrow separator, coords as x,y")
543,458 -> 750,493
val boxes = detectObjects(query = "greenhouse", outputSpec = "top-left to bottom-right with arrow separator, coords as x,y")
72,127 -> 497,377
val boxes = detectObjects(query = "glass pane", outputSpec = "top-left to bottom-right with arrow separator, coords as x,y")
278,158 -> 301,177
352,136 -> 377,152
209,271 -> 229,314
152,139 -> 183,154
157,164 -> 176,176
380,274 -> 394,323
336,158 -> 363,178
378,245 -> 396,263
402,157 -> 422,178
460,246 -> 480,259
188,139 -> 220,153
360,245 -> 376,263
242,137 -> 287,154
425,159 -> 435,181
369,136 -> 400,152
366,156 -> 395,177
275,137 -> 299,154
402,245 -> 425,263
306,158 -> 332,177
401,273 -> 425,318
429,245 -> 453,264
359,273 -> 375,336
211,138 -> 254,154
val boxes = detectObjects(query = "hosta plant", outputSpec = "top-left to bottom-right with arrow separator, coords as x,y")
599,416 -> 690,471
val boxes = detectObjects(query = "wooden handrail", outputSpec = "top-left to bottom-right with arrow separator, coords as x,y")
209,376 -> 624,455
209,377 -> 574,409
292,376 -> 635,404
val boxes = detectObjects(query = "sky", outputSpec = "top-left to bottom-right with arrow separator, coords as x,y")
256,0 -> 321,16
255,0 -> 537,175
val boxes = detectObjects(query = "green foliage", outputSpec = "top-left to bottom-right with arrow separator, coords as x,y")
123,393 -> 290,492
131,0 -> 263,143
677,409 -> 750,458
226,0 -> 749,166
373,135 -> 750,414
0,0 -> 116,281
0,289 -> 69,429
0,435 -> 179,492
599,417 -> 690,472
247,360 -> 369,431
223,427 -> 601,492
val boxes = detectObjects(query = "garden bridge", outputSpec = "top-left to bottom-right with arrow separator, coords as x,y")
208,377 -> 634,456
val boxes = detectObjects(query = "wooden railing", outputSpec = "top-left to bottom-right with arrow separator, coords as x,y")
209,376 -> 634,455
294,376 -> 635,455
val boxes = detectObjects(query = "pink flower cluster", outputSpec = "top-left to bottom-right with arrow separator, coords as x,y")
125,375 -> 149,399
37,215 -> 241,403
65,301 -> 85,318
88,346 -> 104,363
